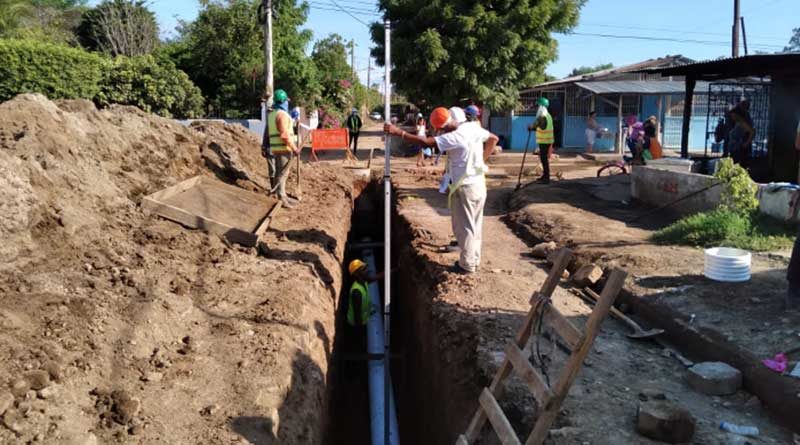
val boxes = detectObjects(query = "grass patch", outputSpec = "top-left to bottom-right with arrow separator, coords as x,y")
652,209 -> 796,251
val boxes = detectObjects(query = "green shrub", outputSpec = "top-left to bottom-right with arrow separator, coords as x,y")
714,158 -> 759,214
652,209 -> 794,251
96,55 -> 204,118
0,38 -> 106,101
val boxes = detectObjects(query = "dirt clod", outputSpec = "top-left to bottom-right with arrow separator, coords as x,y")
636,400 -> 696,443
531,241 -> 557,259
571,264 -> 603,287
0,391 -> 13,416
25,370 -> 51,391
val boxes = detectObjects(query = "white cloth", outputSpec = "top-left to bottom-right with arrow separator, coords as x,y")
452,180 -> 486,272
435,122 -> 491,186
416,124 -> 426,137
585,128 -> 596,145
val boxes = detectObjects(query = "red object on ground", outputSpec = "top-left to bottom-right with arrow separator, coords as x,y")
311,128 -> 349,151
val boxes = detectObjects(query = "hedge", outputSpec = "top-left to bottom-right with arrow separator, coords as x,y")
0,38 -> 106,102
0,39 -> 205,118
96,55 -> 204,118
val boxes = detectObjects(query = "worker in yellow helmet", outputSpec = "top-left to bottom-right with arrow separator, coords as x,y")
347,259 -> 377,328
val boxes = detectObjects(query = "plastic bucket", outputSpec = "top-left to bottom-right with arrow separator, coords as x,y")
704,247 -> 751,282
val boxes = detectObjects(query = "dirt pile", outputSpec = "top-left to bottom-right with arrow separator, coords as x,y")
190,120 -> 270,192
0,94 -> 355,444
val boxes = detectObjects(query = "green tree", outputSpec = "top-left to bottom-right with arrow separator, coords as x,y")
171,0 -> 319,117
0,0 -> 33,36
77,0 -> 158,56
568,62 -> 613,77
311,33 -> 353,109
785,27 -> 800,53
370,0 -> 585,110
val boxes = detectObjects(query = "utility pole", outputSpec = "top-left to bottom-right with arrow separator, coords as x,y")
366,57 -> 372,110
263,0 -> 274,108
740,16 -> 749,55
350,40 -> 356,107
732,0 -> 740,58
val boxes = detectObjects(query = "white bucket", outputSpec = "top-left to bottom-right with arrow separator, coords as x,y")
704,247 -> 751,282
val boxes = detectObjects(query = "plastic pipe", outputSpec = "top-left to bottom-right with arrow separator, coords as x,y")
364,249 -> 399,445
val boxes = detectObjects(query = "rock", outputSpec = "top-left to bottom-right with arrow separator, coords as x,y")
0,391 -> 13,416
561,270 -> 570,280
2,409 -> 23,433
636,400 -> 696,443
686,362 -> 742,395
111,390 -> 141,424
43,361 -> 63,382
200,404 -> 220,416
572,264 -> 604,287
37,386 -> 58,400
25,370 -> 51,390
638,389 -> 667,401
10,378 -> 30,397
532,241 -> 557,259
549,426 -> 581,438
141,372 -> 163,383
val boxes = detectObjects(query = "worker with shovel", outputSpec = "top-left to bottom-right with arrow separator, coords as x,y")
527,97 -> 555,184
262,88 -> 301,208
384,106 -> 499,274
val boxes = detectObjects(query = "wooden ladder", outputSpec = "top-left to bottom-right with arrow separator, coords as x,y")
456,249 -> 628,445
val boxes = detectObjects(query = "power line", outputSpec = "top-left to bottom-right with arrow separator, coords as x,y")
561,31 -> 784,50
578,22 -> 788,42
308,3 -> 380,20
309,1 -> 378,14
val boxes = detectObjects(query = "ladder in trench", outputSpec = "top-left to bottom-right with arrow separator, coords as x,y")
456,249 -> 628,445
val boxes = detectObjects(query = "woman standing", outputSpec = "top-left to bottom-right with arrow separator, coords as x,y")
585,111 -> 599,153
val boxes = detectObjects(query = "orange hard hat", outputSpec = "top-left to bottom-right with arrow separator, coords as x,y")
429,107 -> 451,130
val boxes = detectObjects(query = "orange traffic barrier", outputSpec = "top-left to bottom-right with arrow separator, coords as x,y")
311,128 -> 349,152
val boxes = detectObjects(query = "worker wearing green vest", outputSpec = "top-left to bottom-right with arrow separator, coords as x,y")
528,97 -> 555,184
262,89 -> 300,207
347,259 -> 375,328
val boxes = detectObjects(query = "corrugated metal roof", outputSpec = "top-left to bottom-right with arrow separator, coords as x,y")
521,55 -> 694,92
574,80 -> 708,95
634,53 -> 800,79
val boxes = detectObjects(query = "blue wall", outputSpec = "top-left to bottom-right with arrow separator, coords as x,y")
563,116 -> 618,151
663,116 -> 706,151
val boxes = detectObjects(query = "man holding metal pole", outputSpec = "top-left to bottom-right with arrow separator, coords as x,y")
527,97 -> 555,184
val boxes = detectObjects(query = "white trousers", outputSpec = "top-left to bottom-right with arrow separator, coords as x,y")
451,180 -> 487,272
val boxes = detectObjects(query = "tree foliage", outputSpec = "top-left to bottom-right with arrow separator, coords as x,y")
0,38 -> 105,101
96,54 -> 204,117
0,0 -> 87,43
370,0 -> 585,110
171,0 -> 319,117
568,62 -> 613,77
77,0 -> 158,56
785,27 -> 800,53
311,33 -> 353,110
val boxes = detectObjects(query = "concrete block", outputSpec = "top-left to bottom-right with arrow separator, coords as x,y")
686,362 -> 742,395
636,400 -> 696,444
531,241 -> 557,259
631,166 -> 722,216
758,185 -> 800,223
572,264 -> 603,287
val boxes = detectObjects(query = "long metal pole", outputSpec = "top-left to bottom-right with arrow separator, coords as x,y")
740,16 -> 748,56
264,0 -> 274,107
382,17 -> 392,445
732,0 -> 740,58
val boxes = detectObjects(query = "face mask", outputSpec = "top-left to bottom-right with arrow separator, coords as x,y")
277,101 -> 289,112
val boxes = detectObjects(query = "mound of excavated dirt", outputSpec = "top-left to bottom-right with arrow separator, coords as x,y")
0,94 -> 355,444
190,120 -> 270,192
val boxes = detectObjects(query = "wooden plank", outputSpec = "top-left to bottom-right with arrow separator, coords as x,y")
505,343 -> 553,405
539,304 -> 582,351
147,176 -> 202,203
142,197 -> 258,247
478,388 -> 522,445
456,435 -> 469,445
525,269 -> 627,445
254,200 -> 281,239
463,249 -> 573,442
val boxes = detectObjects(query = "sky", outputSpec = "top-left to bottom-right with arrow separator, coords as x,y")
95,0 -> 797,83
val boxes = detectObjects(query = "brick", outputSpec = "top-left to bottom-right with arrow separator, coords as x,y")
571,264 -> 603,287
686,362 -> 742,395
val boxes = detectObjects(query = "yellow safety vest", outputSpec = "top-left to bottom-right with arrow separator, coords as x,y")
536,113 -> 554,145
347,281 -> 371,327
268,109 -> 295,154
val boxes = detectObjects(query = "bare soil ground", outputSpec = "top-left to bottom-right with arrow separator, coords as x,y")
390,153 -> 796,444
0,94 -> 356,444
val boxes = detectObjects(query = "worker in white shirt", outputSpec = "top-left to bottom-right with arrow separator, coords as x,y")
385,106 -> 499,274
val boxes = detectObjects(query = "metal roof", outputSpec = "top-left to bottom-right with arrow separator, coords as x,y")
521,55 -> 694,92
635,53 -> 800,80
574,80 -> 708,95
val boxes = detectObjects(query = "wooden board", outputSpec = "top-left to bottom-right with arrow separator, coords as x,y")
142,176 -> 280,247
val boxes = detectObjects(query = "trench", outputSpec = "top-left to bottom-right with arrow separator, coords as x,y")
323,178 -> 473,444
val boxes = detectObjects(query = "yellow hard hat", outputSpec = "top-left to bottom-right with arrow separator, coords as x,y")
348,259 -> 367,275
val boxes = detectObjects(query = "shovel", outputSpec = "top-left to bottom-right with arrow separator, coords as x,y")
515,129 -> 533,191
580,288 -> 664,339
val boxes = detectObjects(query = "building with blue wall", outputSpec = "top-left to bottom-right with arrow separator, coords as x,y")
489,55 -> 711,153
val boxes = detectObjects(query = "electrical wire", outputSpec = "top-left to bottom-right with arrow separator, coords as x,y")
309,1 -> 379,15
309,4 -> 380,17
578,22 -> 788,43
324,0 -> 372,25
560,31 -> 785,50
